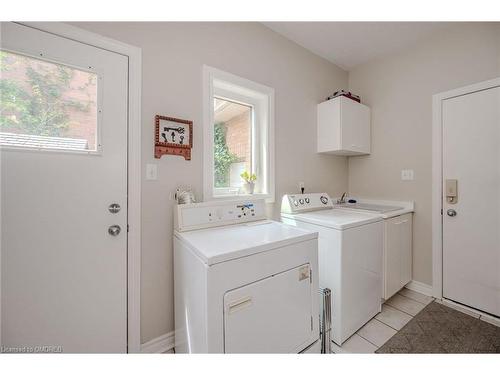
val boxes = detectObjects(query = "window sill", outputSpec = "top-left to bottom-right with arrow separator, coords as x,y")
211,192 -> 274,204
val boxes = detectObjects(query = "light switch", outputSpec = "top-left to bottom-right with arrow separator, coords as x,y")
401,169 -> 414,181
146,163 -> 158,180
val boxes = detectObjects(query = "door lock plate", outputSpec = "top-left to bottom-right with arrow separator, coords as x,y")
445,179 -> 458,204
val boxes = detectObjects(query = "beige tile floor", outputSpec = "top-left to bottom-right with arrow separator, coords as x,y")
166,287 -> 500,354
331,288 -> 434,353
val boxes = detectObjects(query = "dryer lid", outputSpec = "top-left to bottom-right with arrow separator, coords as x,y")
175,220 -> 317,265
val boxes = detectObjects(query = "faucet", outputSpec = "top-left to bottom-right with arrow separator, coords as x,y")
337,192 -> 347,204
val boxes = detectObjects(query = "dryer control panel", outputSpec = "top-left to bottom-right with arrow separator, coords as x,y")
175,199 -> 267,232
281,193 -> 333,214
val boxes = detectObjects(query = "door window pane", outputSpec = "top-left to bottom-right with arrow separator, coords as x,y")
0,50 -> 98,151
213,97 -> 252,189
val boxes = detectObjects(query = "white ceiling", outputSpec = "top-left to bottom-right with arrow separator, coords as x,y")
263,22 -> 451,70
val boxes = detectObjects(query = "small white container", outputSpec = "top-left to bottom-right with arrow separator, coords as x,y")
243,182 -> 255,194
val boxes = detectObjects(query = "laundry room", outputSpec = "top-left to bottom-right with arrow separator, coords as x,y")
1,1 -> 500,374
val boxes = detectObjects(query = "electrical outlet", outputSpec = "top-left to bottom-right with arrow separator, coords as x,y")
299,182 -> 305,192
401,169 -> 414,181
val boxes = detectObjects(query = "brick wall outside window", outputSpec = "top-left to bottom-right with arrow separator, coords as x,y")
1,52 -> 98,148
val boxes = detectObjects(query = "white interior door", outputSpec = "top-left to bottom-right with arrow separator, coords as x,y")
223,264 -> 313,353
442,85 -> 500,317
1,23 -> 128,352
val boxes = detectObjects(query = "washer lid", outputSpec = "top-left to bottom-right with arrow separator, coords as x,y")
282,209 -> 382,230
175,220 -> 317,265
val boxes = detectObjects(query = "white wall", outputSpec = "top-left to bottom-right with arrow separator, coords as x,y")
348,23 -> 500,286
63,21 -> 500,344
73,22 -> 348,343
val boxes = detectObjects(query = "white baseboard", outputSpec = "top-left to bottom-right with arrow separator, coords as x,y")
140,331 -> 175,353
405,280 -> 433,297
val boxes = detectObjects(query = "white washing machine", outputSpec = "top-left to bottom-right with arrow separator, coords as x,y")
174,199 -> 320,353
281,193 -> 383,346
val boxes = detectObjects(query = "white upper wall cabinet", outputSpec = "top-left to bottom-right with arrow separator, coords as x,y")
317,96 -> 371,155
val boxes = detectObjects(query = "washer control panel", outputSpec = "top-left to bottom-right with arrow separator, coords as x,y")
281,193 -> 333,214
175,199 -> 266,232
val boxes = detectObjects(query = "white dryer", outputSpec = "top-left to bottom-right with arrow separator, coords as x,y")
174,199 -> 320,353
281,193 -> 383,345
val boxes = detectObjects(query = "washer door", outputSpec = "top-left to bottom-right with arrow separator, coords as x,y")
223,263 -> 314,353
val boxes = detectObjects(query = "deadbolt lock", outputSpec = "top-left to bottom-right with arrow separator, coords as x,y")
108,203 -> 121,214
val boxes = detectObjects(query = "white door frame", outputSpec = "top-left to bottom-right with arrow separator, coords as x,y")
431,77 -> 500,300
0,22 -> 142,352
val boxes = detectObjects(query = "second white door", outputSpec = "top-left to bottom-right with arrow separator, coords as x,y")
442,85 -> 500,317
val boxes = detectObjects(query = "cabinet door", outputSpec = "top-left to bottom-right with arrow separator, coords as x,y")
384,217 -> 402,299
384,214 -> 413,299
340,97 -> 370,154
398,214 -> 413,287
317,98 -> 341,153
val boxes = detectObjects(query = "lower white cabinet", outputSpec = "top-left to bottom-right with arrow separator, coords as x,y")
383,213 -> 413,300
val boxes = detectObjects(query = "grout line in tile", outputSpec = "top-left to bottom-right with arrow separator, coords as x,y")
384,301 -> 410,316
352,300 -> 428,351
397,290 -> 435,305
354,332 -> 380,349
388,295 -> 427,316
373,316 -> 402,332
397,294 -> 426,307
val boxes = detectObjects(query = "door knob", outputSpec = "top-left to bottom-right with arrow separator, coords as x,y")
447,209 -> 457,217
108,225 -> 121,236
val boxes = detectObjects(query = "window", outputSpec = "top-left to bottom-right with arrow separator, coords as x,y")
203,66 -> 275,202
0,50 -> 99,152
213,98 -> 252,190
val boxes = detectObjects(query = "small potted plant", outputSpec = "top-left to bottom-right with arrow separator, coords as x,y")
240,170 -> 257,194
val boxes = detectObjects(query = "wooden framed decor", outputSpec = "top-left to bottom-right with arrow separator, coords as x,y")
155,115 -> 193,160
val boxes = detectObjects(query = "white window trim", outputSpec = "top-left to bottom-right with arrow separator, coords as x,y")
203,65 -> 275,203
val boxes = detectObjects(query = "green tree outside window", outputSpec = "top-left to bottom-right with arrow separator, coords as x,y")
0,51 -> 94,137
214,122 -> 239,187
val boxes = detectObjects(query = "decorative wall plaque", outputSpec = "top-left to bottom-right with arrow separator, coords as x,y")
154,115 -> 193,160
